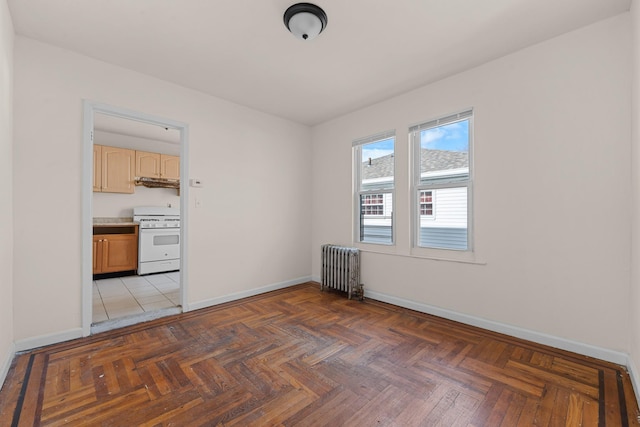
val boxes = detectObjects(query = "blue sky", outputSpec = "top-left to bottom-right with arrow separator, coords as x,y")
421,120 -> 469,152
361,120 -> 469,161
362,137 -> 394,160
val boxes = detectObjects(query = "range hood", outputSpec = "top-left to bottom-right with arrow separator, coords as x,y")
135,177 -> 180,190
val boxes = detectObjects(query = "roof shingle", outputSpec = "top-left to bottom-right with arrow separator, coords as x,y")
362,149 -> 468,180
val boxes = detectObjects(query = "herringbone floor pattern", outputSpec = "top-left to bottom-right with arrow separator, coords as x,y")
0,282 -> 638,426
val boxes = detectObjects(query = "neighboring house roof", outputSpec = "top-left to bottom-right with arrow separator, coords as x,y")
362,149 -> 468,180
362,154 -> 394,180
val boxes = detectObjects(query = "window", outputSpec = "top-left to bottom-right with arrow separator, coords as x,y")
411,110 -> 472,251
361,194 -> 385,215
353,131 -> 395,245
419,190 -> 434,217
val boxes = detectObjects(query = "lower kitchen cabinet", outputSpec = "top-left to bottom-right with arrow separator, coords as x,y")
93,226 -> 138,274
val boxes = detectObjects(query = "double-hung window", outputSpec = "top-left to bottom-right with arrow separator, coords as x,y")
353,131 -> 395,245
411,110 -> 472,251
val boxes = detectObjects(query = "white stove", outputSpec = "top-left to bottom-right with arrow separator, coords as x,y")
133,206 -> 180,229
133,207 -> 181,275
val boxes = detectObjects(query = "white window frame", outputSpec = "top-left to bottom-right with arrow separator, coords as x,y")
410,110 -> 473,254
353,130 -> 396,246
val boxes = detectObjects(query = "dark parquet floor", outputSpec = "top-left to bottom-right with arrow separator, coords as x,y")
0,282 -> 638,426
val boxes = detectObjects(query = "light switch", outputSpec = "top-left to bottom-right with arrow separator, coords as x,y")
190,178 -> 203,188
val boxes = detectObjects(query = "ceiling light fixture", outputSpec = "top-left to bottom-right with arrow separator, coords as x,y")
283,3 -> 328,41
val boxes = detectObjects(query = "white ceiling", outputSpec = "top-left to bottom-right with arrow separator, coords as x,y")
94,113 -> 181,144
8,0 -> 631,126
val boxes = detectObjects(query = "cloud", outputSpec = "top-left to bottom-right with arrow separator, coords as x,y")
421,120 -> 469,151
421,128 -> 446,145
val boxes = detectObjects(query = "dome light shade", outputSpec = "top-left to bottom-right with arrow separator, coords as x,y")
284,3 -> 328,41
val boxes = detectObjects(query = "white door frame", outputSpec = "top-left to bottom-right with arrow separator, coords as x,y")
81,100 -> 190,336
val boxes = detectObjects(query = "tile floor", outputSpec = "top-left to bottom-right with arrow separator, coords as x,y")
93,271 -> 181,323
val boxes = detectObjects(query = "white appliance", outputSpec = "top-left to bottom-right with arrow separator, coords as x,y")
133,207 -> 180,275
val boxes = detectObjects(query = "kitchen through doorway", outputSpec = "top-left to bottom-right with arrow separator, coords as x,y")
83,102 -> 189,335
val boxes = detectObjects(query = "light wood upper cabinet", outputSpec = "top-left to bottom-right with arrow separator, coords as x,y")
93,144 -> 102,192
160,155 -> 180,179
100,146 -> 136,193
136,151 -> 161,178
136,151 -> 179,179
94,145 -> 178,193
94,144 -> 135,193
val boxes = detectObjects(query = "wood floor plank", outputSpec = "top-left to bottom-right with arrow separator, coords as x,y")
565,392 -> 584,427
499,391 -> 526,427
551,357 -> 600,385
0,282 -> 638,426
16,353 -> 49,427
40,384 -> 97,419
469,384 -> 507,426
341,384 -> 412,426
582,392 -> 600,426
460,358 -> 546,397
514,397 -> 538,426
549,386 -> 570,427
506,359 -> 599,400
604,368 -> 624,426
412,358 -> 492,399
534,385 -> 559,426
486,388 -> 515,426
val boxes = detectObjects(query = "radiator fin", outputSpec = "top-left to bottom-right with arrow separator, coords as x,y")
321,244 -> 361,300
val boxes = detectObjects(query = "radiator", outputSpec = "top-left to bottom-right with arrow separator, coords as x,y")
321,244 -> 363,300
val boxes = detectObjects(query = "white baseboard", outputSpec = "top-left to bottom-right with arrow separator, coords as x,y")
14,328 -> 84,353
186,276 -> 311,312
0,342 -> 15,389
11,277 -> 310,353
364,289 -> 628,366
627,355 -> 640,410
5,279 -> 640,409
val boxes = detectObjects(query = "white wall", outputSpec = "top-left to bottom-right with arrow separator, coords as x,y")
13,36 -> 311,342
312,14 -> 632,354
93,187 -> 180,218
0,0 -> 13,384
6,4 -> 635,383
630,0 -> 640,398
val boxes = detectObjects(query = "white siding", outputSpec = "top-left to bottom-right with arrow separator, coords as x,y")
420,187 -> 467,229
363,192 -> 393,227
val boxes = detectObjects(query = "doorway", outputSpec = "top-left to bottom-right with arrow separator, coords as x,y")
82,102 -> 189,335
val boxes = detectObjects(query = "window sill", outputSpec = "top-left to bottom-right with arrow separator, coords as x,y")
354,245 -> 486,265
410,246 -> 484,264
354,241 -> 396,253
